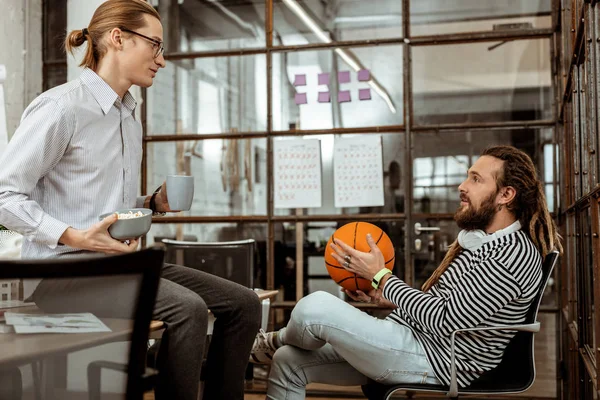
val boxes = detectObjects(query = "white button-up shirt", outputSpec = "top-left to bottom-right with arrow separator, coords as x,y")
0,68 -> 145,263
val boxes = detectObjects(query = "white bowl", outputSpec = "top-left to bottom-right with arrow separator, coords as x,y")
98,208 -> 152,240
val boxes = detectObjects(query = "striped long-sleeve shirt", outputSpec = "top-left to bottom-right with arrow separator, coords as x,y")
384,228 -> 542,387
0,69 -> 145,298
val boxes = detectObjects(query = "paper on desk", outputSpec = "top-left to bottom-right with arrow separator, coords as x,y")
0,300 -> 35,309
4,312 -> 111,334
0,301 -> 36,322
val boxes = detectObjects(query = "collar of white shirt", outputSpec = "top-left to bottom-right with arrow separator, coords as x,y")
79,68 -> 137,116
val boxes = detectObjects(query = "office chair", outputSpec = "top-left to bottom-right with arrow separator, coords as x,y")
161,238 -> 269,329
161,238 -> 256,287
159,238 -> 265,386
362,250 -> 560,400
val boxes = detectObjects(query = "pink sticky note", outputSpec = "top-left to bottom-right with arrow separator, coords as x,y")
358,69 -> 370,81
338,71 -> 350,84
359,88 -> 371,101
293,74 -> 306,86
295,92 -> 307,105
338,90 -> 351,103
318,72 -> 330,85
318,91 -> 331,103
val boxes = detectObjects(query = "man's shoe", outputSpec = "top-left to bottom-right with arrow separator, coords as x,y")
249,329 -> 278,364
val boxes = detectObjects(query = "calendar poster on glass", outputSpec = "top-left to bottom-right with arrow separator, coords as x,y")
274,139 -> 322,209
334,136 -> 384,208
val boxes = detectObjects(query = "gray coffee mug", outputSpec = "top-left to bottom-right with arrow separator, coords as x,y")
166,175 -> 194,211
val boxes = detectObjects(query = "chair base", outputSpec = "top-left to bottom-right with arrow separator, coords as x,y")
362,381 -> 532,400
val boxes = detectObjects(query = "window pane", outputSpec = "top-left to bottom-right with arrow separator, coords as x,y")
413,219 -> 460,290
274,0 -> 402,46
413,155 -> 468,213
543,143 -> 554,182
146,139 -> 267,216
566,213 -> 577,324
148,55 -> 267,136
413,39 -> 552,125
545,184 -> 554,213
413,129 -> 550,213
410,0 -> 551,36
555,143 -> 561,212
157,0 -> 266,51
580,207 -> 596,358
273,133 -> 405,216
272,45 -> 403,131
542,139 -> 557,213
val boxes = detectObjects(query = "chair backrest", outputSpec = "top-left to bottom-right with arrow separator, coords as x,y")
0,246 -> 164,399
525,250 -> 559,325
161,238 -> 255,288
468,250 -> 559,391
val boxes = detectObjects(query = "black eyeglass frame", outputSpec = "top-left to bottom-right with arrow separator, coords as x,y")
121,28 -> 164,58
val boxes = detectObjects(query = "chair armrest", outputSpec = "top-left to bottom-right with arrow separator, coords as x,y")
447,322 -> 540,397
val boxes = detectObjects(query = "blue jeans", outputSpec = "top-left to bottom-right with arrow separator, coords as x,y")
267,291 -> 440,400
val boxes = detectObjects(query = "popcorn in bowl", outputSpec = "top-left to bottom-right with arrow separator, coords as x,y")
116,211 -> 145,219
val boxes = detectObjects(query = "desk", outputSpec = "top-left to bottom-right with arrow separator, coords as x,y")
0,319 -> 162,370
0,307 -> 163,400
0,290 -> 278,399
254,289 -> 279,302
0,290 -> 278,368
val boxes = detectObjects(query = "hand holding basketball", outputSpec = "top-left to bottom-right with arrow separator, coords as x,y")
344,289 -> 374,303
345,288 -> 397,308
331,233 -> 384,281
324,222 -> 395,292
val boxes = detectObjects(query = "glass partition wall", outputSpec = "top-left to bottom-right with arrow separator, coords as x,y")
141,2 -> 558,396
144,0 -> 555,292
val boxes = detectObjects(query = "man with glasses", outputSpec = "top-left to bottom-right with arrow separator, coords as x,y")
0,1 -> 261,400
121,27 -> 165,58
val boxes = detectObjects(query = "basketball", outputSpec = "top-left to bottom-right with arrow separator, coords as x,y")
325,222 -> 395,292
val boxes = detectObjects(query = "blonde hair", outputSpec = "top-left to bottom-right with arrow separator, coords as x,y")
421,146 -> 562,292
64,0 -> 161,71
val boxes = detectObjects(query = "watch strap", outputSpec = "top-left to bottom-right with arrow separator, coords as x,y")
372,268 -> 392,290
149,185 -> 166,216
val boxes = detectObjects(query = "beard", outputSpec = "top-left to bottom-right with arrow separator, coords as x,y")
454,190 -> 498,231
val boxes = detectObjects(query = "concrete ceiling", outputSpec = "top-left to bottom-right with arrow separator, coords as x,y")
176,0 -> 551,41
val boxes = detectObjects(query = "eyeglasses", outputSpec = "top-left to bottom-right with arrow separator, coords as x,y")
121,28 -> 164,58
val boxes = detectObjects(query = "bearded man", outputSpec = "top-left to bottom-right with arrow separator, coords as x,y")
248,145 -> 561,400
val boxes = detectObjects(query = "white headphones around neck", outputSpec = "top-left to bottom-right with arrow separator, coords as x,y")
457,220 -> 522,251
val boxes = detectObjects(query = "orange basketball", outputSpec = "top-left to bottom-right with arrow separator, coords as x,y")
325,222 -> 395,292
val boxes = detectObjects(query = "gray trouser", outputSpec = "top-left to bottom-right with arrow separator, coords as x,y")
32,262 -> 262,400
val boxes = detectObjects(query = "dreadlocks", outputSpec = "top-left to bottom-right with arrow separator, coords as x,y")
421,145 -> 562,292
